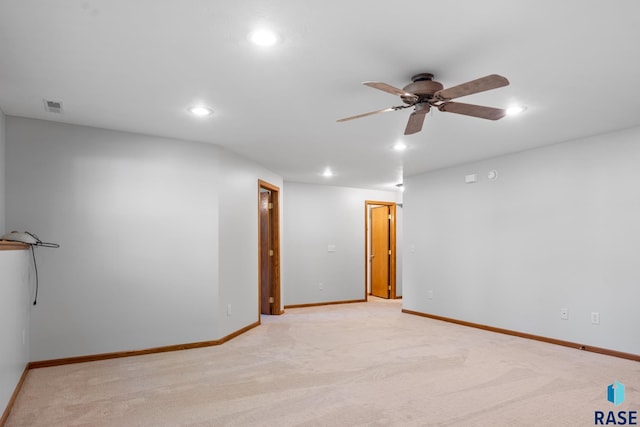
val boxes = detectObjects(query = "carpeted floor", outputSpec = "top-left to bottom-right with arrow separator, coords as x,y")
6,298 -> 639,426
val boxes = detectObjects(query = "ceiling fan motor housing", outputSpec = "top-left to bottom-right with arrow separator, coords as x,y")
402,73 -> 443,102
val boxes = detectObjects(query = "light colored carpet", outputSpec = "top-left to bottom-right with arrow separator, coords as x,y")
6,298 -> 639,426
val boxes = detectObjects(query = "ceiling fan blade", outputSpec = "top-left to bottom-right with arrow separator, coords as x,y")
336,107 -> 395,123
363,81 -> 417,100
434,74 -> 509,101
438,102 -> 507,120
404,109 -> 429,135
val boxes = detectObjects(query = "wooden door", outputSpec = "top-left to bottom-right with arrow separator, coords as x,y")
258,180 -> 281,316
259,191 -> 272,314
370,205 -> 390,298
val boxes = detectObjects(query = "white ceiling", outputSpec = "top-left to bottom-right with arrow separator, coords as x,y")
1,1 -> 640,190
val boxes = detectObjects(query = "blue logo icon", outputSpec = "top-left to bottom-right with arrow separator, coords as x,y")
608,381 -> 625,406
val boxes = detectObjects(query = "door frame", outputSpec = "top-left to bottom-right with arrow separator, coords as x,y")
365,200 -> 397,300
258,180 -> 282,315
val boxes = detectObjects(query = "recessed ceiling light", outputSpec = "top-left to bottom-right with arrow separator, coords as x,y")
188,106 -> 213,117
393,142 -> 407,151
322,168 -> 333,177
506,105 -> 526,116
249,29 -> 279,46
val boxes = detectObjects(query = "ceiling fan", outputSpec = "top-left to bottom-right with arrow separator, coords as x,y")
337,73 -> 510,135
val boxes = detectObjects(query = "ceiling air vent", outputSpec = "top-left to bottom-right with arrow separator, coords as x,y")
43,99 -> 63,114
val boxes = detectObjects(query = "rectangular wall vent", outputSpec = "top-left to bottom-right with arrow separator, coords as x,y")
43,99 -> 63,113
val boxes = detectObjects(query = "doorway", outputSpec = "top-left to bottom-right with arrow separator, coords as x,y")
258,180 -> 281,315
365,201 -> 397,299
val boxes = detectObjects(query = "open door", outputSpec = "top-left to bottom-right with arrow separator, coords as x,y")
371,205 -> 390,298
258,180 -> 281,315
366,201 -> 396,299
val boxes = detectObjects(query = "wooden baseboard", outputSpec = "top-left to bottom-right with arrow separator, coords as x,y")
284,299 -> 366,309
402,309 -> 640,363
5,322 -> 261,423
29,320 -> 261,370
1,364 -> 29,427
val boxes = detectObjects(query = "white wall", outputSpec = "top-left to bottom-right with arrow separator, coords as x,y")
283,182 -> 398,306
0,250 -> 31,417
1,110 -> 32,418
0,109 -> 5,232
6,117 -> 281,361
403,126 -> 640,355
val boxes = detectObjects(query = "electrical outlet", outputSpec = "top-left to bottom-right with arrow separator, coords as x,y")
591,312 -> 600,325
560,308 -> 568,320
227,304 -> 232,317
319,282 -> 323,291
427,290 -> 433,300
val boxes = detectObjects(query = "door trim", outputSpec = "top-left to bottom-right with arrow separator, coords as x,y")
258,180 -> 281,315
365,200 -> 397,300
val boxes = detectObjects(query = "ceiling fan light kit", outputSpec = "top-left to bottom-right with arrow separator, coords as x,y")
337,73 -> 510,135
